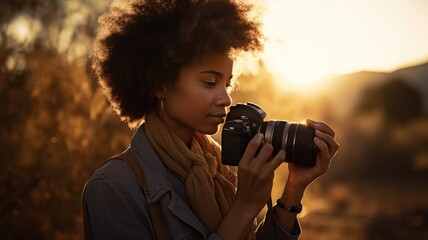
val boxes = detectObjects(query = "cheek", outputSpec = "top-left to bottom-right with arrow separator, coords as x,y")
168,87 -> 210,116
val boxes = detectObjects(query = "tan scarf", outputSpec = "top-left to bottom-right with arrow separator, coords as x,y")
144,112 -> 255,237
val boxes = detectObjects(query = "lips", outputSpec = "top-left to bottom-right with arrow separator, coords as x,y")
208,113 -> 226,123
209,113 -> 226,118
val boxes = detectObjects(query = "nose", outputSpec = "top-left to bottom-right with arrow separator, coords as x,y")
216,87 -> 232,107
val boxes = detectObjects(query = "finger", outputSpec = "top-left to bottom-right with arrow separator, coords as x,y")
315,130 -> 338,149
314,136 -> 331,161
253,143 -> 274,168
315,130 -> 340,158
307,119 -> 335,137
240,133 -> 264,165
263,149 -> 285,174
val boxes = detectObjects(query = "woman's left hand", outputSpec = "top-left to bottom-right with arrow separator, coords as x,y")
286,119 -> 340,192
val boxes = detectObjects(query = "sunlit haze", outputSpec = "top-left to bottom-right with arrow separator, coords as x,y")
258,0 -> 428,91
6,15 -> 40,44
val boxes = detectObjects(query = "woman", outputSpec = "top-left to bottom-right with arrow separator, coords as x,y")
82,0 -> 340,239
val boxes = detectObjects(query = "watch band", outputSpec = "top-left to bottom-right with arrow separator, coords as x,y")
276,198 -> 303,213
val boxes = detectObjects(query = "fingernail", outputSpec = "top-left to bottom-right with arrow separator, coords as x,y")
314,137 -> 321,143
307,119 -> 319,126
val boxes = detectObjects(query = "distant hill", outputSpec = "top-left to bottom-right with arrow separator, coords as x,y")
321,62 -> 428,118
390,62 -> 428,95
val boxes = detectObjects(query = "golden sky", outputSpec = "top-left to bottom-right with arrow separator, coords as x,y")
259,0 -> 428,88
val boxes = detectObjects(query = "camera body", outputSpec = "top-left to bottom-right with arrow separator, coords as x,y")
221,103 -> 317,167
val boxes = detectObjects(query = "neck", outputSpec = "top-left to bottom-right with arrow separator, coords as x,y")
167,124 -> 194,148
156,111 -> 194,148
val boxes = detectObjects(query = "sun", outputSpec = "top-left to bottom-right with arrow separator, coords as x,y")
258,0 -> 340,92
257,0 -> 428,93
262,39 -> 334,90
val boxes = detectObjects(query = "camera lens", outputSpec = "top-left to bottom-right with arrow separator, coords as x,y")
259,121 -> 317,167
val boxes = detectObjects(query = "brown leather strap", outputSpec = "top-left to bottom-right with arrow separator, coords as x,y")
110,151 -> 172,240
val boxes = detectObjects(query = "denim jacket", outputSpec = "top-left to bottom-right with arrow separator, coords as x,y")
82,125 -> 301,239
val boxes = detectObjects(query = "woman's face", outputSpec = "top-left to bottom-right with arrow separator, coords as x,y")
161,53 -> 233,144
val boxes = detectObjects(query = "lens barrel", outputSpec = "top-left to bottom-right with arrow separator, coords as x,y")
259,121 -> 317,167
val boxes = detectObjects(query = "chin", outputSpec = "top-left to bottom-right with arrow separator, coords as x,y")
200,125 -> 221,135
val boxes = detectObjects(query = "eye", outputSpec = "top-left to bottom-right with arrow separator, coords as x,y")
203,80 -> 216,88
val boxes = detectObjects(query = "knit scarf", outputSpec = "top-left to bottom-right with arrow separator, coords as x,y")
144,112 -> 255,237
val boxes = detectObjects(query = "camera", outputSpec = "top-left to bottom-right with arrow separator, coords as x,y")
221,103 -> 318,167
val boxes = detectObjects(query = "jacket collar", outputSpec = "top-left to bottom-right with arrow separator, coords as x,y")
130,125 -> 172,204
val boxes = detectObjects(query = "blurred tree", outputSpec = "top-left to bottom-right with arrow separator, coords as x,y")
0,0 -> 131,239
345,78 -> 427,178
355,79 -> 423,124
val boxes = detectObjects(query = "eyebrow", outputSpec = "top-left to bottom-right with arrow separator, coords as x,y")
199,70 -> 233,80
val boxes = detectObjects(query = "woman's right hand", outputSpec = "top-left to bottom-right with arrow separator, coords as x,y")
216,133 -> 285,239
234,133 -> 286,219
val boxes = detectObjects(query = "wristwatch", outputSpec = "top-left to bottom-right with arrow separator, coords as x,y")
276,198 -> 303,213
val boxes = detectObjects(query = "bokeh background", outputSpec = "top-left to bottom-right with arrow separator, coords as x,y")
1,0 -> 427,239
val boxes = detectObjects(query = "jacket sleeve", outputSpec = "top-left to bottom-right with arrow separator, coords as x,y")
255,205 -> 301,240
82,176 -> 154,239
